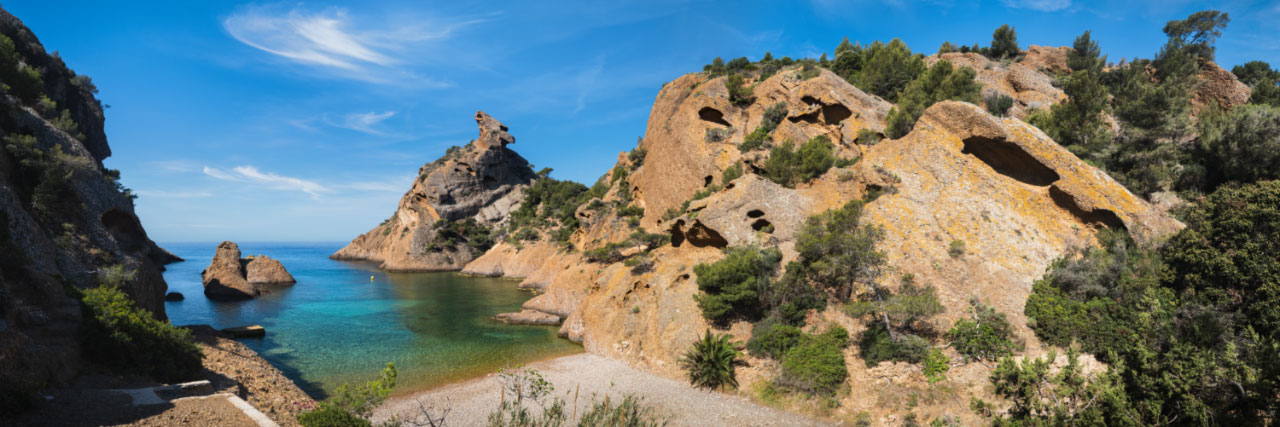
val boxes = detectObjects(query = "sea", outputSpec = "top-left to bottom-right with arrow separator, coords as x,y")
159,242 -> 582,399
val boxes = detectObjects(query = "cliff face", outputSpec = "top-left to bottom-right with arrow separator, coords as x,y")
0,6 -> 176,395
455,58 -> 1185,419
331,111 -> 536,271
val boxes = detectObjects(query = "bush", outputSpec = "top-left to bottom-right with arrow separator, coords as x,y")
857,321 -> 929,366
946,302 -> 1021,362
726,73 -> 755,107
692,246 -> 780,324
779,327 -> 850,396
0,34 -> 44,105
848,39 -> 925,102
763,135 -> 839,187
760,102 -> 787,132
947,239 -> 965,258
856,128 -> 882,145
792,200 -> 885,301
746,316 -> 802,359
883,60 -> 982,139
738,128 -> 768,152
1190,104 -> 1280,192
4,134 -> 78,221
297,406 -> 370,427
984,93 -> 1014,117
680,330 -> 742,390
721,162 -> 743,186
79,285 -> 203,383
577,394 -> 666,427
989,24 -> 1020,59
922,348 -> 950,384
1067,30 -> 1105,73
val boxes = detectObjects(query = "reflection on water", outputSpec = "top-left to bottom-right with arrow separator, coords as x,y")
161,242 -> 582,398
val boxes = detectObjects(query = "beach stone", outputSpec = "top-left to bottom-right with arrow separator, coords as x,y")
165,291 -> 185,301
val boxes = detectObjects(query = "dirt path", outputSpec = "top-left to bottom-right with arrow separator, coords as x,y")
372,353 -> 833,427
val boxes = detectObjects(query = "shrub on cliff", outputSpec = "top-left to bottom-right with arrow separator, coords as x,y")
778,326 -> 850,396
4,134 -> 78,222
680,330 -> 742,391
1187,104 -> 1280,192
791,200 -> 885,301
848,39 -> 925,102
78,284 -> 203,383
946,300 -> 1022,362
726,73 -> 756,107
746,316 -> 802,359
988,24 -> 1020,59
1232,61 -> 1280,107
763,135 -> 845,187
884,60 -> 982,138
693,246 -> 780,324
0,34 -> 45,105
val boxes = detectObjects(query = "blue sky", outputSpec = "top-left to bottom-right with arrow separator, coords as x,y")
6,0 -> 1278,242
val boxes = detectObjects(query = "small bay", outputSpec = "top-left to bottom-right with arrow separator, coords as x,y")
160,242 -> 582,398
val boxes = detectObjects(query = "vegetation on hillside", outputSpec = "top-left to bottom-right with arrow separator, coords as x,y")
76,280 -> 204,383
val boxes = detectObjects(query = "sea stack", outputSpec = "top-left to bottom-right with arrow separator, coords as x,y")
202,241 -> 295,299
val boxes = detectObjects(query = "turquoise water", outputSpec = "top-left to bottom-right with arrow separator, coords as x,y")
160,242 -> 582,399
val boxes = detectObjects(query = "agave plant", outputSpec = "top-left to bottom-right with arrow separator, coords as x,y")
679,329 -> 742,391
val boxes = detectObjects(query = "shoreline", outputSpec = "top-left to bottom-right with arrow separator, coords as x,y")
373,353 -> 833,427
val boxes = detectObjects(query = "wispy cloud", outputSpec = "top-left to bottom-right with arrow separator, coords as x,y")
324,111 -> 398,135
336,174 -> 415,193
1000,0 -> 1071,12
203,165 -> 332,198
148,159 -> 201,173
134,189 -> 214,199
223,4 -> 482,86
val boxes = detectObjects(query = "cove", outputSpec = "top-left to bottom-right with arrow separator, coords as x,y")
160,242 -> 583,399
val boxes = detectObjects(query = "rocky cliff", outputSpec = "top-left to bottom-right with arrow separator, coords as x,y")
331,111 -> 536,271
0,6 -> 177,400
452,57 -> 1187,421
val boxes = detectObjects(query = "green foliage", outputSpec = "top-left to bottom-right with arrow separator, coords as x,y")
1159,10 -> 1229,63
726,73 -> 755,107
78,285 -> 203,383
763,135 -> 841,187
857,321 -> 929,366
430,218 -> 493,252
946,302 -> 1021,362
680,330 -> 742,391
577,394 -> 666,427
297,406 -> 371,427
738,128 -> 767,152
779,327 -> 850,396
791,200 -> 885,301
737,102 -> 788,153
848,39 -> 926,102
693,246 -> 780,324
856,128 -> 881,145
988,25 -> 1020,59
977,349 -> 1133,425
983,93 -> 1014,117
1187,104 -> 1280,191
937,42 -> 958,55
508,175 -> 591,242
746,316 -> 802,359
1031,69 -> 1113,165
627,146 -> 647,168
0,34 -> 44,105
583,231 -> 667,264
922,348 -> 950,384
720,162 -> 743,186
947,239 -> 965,258
883,60 -> 982,138
1067,30 -> 1105,73
1232,61 -> 1280,107
3,134 -> 78,221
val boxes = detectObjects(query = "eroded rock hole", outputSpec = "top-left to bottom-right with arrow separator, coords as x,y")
483,175 -> 497,185
801,96 -> 820,105
788,110 -> 821,124
101,209 -> 145,250
685,220 -> 729,248
751,219 -> 772,232
704,176 -> 713,187
698,107 -> 731,127
961,136 -> 1060,186
669,219 -> 687,247
746,209 -> 765,218
1049,186 -> 1126,231
821,103 -> 852,124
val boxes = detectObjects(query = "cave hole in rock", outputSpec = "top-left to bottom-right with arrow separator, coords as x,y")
788,110 -> 821,124
801,96 -> 820,105
751,219 -> 773,232
746,209 -> 765,218
704,175 -> 713,187
1049,186 -> 1127,231
698,107 -> 732,127
961,135 -> 1060,186
821,103 -> 852,125
669,219 -> 687,247
685,221 -> 729,248
483,175 -> 497,185
101,209 -> 145,250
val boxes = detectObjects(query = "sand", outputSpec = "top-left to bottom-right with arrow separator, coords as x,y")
373,353 -> 833,426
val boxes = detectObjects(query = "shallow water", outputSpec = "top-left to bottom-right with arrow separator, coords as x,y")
160,242 -> 582,398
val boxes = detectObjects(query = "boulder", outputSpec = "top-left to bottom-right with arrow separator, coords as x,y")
1192,59 -> 1252,115
927,51 -> 1067,119
165,292 -> 184,301
202,241 -> 258,299
244,255 -> 295,285
494,309 -> 561,326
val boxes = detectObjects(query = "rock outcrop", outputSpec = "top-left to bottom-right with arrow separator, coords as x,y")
202,241 -> 295,299
927,50 -> 1067,119
332,111 -> 536,271
0,6 -> 178,401
1192,59 -> 1252,114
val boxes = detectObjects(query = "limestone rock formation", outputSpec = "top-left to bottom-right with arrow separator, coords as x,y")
245,255 -> 295,285
202,241 -> 259,299
0,6 -> 179,397
927,51 -> 1067,119
332,111 -> 536,271
202,241 -> 295,299
1192,59 -> 1252,114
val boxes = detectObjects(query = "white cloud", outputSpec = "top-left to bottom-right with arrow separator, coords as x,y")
1000,0 -> 1071,12
223,4 -> 478,86
203,165 -> 332,198
324,111 -> 397,135
134,189 -> 214,199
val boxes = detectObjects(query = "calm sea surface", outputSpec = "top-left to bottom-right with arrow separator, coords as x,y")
160,242 -> 582,399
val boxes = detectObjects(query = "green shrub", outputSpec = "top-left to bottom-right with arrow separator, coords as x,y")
0,34 -> 44,105
988,25 -> 1020,59
577,394 -> 666,427
721,162 -> 743,186
739,128 -> 769,152
1233,61 -> 1280,107
983,93 -> 1014,117
763,135 -> 839,187
856,128 -> 882,145
692,246 -> 780,324
848,39 -> 925,102
760,102 -> 787,132
627,146 -> 647,168
977,349 -> 1132,425
792,200 -> 885,301
3,134 -> 78,221
857,321 -> 929,366
430,218 -> 494,252
707,127 -> 731,143
1067,30 -> 1105,73
947,239 -> 965,258
922,348 -> 950,384
883,60 -> 982,139
680,330 -> 742,391
778,326 -> 850,396
297,406 -> 371,427
617,205 -> 644,218
1189,104 -> 1280,192
78,285 -> 203,383
746,316 -> 802,359
726,73 -> 755,107
946,302 -> 1021,362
